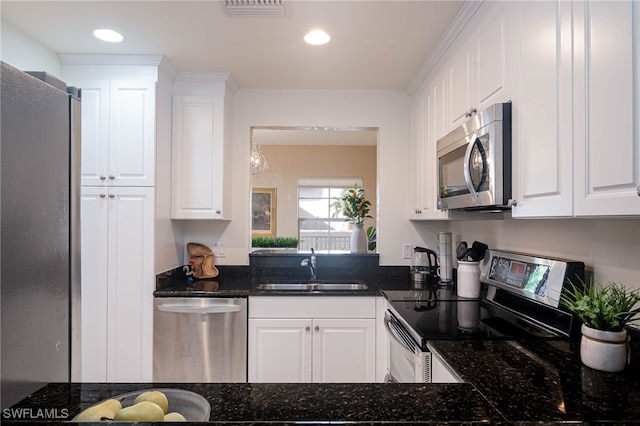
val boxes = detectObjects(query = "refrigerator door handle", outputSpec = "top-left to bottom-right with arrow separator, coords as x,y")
157,303 -> 242,315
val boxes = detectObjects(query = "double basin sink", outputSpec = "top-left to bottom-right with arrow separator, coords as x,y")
257,280 -> 368,292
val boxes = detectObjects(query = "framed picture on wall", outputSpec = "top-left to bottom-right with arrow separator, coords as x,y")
251,187 -> 276,237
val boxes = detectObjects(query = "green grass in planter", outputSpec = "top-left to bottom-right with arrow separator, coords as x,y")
252,236 -> 299,248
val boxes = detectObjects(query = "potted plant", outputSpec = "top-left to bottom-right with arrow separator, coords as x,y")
340,184 -> 373,253
561,279 -> 640,372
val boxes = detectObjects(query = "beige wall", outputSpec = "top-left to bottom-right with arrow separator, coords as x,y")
252,145 -> 377,238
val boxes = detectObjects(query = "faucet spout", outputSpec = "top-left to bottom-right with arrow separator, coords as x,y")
301,248 -> 316,280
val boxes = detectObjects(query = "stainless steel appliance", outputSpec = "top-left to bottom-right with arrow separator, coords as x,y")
153,297 -> 248,382
437,103 -> 512,211
1,62 -> 82,408
384,250 -> 584,383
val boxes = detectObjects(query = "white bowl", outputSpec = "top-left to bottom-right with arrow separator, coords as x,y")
72,388 -> 210,422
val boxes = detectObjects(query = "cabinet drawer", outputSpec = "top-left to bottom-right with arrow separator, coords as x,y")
249,296 -> 376,319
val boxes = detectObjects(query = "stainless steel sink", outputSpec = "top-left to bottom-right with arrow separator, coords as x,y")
257,281 -> 368,292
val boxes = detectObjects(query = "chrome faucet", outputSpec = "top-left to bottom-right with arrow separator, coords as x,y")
301,248 -> 316,280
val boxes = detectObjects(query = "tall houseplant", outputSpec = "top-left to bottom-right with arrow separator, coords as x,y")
340,184 -> 373,253
561,279 -> 640,372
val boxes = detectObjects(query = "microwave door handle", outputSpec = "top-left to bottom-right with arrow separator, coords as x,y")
462,138 -> 479,199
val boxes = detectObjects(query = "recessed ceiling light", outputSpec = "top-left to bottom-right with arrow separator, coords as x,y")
304,29 -> 330,46
93,29 -> 124,43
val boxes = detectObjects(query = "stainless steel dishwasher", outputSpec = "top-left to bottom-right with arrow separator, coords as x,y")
153,297 -> 247,382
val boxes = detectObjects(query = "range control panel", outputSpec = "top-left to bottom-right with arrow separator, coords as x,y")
480,249 -> 584,309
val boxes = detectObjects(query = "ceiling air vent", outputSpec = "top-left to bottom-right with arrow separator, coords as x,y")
225,0 -> 286,17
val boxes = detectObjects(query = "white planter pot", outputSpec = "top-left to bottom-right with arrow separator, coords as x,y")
580,324 -> 629,373
350,223 -> 367,253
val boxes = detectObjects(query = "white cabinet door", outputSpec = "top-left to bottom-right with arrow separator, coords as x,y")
109,81 -> 156,187
80,187 -> 109,382
475,4 -> 511,112
409,94 -> 428,218
106,186 -> 155,382
71,80 -> 156,187
573,0 -> 640,216
430,350 -> 462,383
448,46 -> 473,129
248,318 -> 312,383
312,318 -> 375,383
80,186 -> 154,382
76,81 -> 110,187
511,0 -> 574,218
248,297 -> 377,383
447,3 -> 511,131
171,96 -> 229,219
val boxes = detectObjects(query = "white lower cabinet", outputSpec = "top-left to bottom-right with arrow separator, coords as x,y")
81,186 -> 155,382
248,297 -> 376,383
427,343 -> 462,383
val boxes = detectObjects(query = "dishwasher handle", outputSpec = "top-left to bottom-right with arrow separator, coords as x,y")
157,303 -> 242,315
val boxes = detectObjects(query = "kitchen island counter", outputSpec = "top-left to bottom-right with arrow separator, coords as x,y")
429,334 -> 640,424
3,382 -> 499,424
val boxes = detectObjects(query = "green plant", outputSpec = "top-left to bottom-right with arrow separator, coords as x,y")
561,279 -> 640,332
251,236 -> 299,248
340,184 -> 373,225
366,226 -> 376,251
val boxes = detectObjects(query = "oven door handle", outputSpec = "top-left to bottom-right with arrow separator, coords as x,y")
384,311 -> 421,357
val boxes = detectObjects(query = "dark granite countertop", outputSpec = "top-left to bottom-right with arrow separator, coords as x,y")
154,264 -> 414,298
429,332 -> 640,423
3,382 -> 498,424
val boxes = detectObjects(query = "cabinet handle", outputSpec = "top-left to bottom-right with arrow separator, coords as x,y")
314,326 -> 320,331
469,107 -> 477,115
99,175 -> 106,180
305,326 -> 310,331
637,185 -> 640,197
508,199 -> 518,207
109,175 -> 115,180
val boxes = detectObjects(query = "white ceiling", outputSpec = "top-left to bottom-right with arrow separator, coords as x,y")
1,0 -> 464,91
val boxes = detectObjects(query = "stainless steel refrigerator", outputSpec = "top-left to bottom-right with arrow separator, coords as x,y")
1,61 -> 81,409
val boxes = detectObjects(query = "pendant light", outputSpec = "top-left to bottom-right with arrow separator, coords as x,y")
250,141 -> 268,174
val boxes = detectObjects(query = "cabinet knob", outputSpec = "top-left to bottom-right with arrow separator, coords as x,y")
216,210 -> 221,214
508,199 -> 518,207
99,193 -> 106,198
99,175 -> 106,180
637,185 -> 640,197
109,175 -> 115,180
109,194 -> 115,199
305,326 -> 310,331
314,326 -> 320,331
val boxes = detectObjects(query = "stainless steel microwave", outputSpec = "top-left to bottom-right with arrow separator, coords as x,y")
437,102 -> 512,211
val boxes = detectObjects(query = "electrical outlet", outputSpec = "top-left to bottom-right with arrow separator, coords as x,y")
402,244 -> 413,259
213,243 -> 225,258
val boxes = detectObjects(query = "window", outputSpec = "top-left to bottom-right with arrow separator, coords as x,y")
297,178 -> 362,252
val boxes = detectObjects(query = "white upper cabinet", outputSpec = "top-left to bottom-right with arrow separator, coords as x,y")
410,71 -> 449,220
409,93 -> 429,218
447,3 -> 511,131
510,0 -> 574,218
573,0 -> 640,216
171,95 -> 232,219
74,80 -> 156,187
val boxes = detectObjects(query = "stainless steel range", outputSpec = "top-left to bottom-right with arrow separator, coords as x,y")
384,249 -> 585,383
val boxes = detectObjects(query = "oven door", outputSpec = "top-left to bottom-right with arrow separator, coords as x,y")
384,310 -> 431,383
